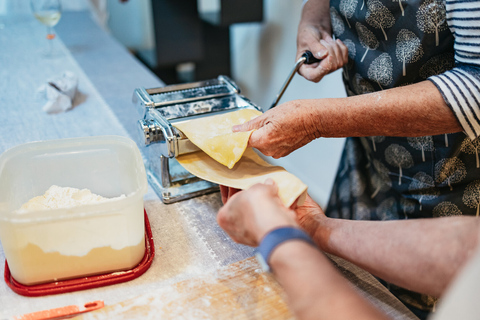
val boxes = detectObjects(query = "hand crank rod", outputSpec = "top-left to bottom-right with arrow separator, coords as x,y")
269,51 -> 321,109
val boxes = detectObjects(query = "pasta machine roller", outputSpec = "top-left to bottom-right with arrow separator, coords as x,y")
133,75 -> 261,204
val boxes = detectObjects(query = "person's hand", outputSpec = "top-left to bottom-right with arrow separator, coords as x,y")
232,100 -> 321,158
220,185 -> 241,204
217,180 -> 298,246
292,194 -> 326,242
296,24 -> 348,83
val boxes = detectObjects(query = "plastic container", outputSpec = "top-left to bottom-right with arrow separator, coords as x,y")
0,136 -> 148,285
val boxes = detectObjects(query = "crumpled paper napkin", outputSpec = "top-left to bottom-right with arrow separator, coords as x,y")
37,71 -> 78,113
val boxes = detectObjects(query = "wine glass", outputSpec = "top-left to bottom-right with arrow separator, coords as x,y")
30,0 -> 62,57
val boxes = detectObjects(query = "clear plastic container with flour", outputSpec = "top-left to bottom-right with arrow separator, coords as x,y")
0,136 -> 148,285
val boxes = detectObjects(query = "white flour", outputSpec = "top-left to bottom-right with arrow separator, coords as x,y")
16,185 -> 125,213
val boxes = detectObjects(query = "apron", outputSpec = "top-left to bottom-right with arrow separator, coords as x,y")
326,0 -> 478,312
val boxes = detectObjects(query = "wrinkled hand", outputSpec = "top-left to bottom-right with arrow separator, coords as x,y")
217,180 -> 298,247
296,25 -> 348,83
233,101 -> 321,158
292,194 -> 326,242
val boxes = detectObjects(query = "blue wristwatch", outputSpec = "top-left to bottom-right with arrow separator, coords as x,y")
255,227 -> 316,272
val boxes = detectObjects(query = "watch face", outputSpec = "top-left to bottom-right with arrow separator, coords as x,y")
255,251 -> 270,273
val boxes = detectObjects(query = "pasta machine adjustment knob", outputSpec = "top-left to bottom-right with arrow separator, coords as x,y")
138,119 -> 164,146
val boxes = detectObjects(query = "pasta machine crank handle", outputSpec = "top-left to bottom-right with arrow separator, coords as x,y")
269,51 -> 321,109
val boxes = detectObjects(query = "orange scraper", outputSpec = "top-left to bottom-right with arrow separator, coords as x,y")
12,301 -> 104,320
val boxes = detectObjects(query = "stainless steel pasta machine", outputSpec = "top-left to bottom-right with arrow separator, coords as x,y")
133,75 -> 261,204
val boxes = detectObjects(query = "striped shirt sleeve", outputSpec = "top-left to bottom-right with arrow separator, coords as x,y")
428,0 -> 480,140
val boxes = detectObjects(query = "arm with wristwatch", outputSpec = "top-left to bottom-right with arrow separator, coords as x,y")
218,181 -> 388,320
217,181 -> 480,320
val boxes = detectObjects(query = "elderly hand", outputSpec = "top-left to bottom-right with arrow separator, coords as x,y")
296,24 -> 348,83
217,180 -> 298,247
292,194 -> 327,247
232,100 -> 321,158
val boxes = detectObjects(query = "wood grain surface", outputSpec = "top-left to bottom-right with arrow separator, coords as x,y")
75,257 -> 294,319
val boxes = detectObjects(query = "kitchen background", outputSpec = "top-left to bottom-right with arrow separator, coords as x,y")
1,0 -> 346,208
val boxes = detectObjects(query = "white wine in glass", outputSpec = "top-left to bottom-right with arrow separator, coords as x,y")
30,0 -> 62,57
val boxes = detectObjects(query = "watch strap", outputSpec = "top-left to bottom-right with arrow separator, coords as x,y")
255,227 -> 315,272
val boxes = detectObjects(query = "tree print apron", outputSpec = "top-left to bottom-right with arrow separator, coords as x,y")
325,0 -> 476,313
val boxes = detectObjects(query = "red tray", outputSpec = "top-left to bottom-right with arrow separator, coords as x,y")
4,210 -> 155,297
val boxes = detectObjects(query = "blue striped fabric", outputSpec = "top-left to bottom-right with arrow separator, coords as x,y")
429,0 -> 480,139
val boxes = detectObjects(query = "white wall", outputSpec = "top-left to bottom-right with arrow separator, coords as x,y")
105,0 -> 154,51
230,0 -> 345,208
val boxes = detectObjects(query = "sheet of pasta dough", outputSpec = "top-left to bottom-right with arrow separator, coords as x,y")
174,109 -> 307,207
177,148 -> 307,207
173,109 -> 262,169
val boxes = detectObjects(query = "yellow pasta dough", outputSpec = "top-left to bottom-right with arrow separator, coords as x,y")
174,108 -> 308,207
173,109 -> 262,169
177,148 -> 307,207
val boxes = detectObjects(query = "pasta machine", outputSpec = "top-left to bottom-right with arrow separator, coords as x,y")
133,75 -> 261,204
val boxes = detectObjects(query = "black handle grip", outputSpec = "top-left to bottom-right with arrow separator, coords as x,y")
302,51 -> 321,64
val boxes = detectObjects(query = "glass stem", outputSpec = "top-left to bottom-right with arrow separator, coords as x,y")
47,26 -> 54,55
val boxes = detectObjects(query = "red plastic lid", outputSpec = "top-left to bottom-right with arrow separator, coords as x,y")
4,210 -> 155,297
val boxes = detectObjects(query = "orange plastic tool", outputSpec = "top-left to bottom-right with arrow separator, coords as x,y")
13,301 -> 104,320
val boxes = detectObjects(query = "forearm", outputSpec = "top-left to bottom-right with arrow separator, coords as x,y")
313,216 -> 480,297
270,240 -> 388,320
302,80 -> 462,138
300,0 -> 332,33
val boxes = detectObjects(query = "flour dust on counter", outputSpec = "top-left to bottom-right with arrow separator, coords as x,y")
74,257 -> 295,320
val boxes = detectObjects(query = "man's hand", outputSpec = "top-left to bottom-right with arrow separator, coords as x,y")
217,180 -> 298,246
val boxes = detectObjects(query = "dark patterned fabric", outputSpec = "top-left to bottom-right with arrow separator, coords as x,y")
326,0 -> 480,313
